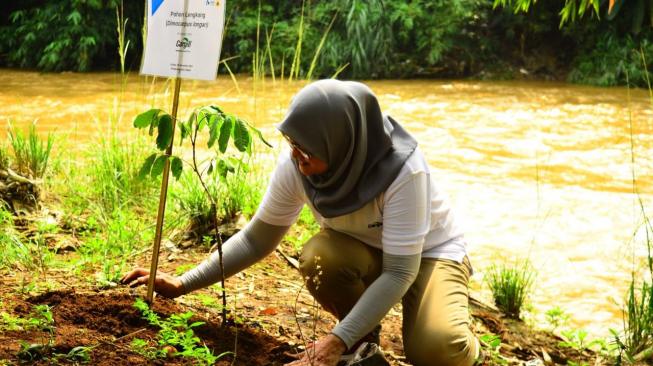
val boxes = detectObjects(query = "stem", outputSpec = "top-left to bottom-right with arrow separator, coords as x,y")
190,120 -> 228,326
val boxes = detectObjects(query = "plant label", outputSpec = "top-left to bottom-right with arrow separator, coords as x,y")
141,0 -> 225,81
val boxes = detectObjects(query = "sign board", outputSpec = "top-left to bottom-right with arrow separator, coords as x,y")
141,0 -> 225,81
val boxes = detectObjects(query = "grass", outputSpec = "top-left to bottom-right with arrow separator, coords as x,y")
0,143 -> 9,170
485,260 -> 536,319
7,122 -> 54,179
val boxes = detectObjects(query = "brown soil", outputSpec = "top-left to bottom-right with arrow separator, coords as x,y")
0,289 -> 294,365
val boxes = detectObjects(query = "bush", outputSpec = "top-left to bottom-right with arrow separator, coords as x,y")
8,123 -> 54,179
485,260 -> 535,319
569,33 -> 653,87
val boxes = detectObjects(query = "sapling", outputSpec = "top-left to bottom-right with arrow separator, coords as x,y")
133,105 -> 270,325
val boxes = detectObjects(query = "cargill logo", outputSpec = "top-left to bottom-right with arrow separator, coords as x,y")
176,37 -> 192,49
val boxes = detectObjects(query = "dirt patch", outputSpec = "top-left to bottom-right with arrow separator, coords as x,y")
0,289 -> 294,365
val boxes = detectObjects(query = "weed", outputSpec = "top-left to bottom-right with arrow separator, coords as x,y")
545,306 -> 570,332
478,333 -> 508,365
485,260 -> 535,319
133,298 -> 229,364
559,329 -> 604,366
8,122 -> 54,179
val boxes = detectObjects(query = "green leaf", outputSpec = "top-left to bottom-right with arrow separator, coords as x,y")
134,109 -> 161,128
207,114 -> 222,148
217,158 -> 235,178
138,153 -> 157,179
170,156 -> 183,180
151,155 -> 168,177
156,114 -> 174,151
233,118 -> 252,153
218,116 -> 234,153
207,160 -> 215,175
249,123 -> 273,147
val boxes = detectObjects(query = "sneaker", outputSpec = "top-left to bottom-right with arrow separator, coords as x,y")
337,342 -> 390,366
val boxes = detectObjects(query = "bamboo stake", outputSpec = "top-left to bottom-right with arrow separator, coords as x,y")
146,77 -> 182,303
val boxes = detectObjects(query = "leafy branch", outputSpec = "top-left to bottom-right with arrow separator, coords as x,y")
133,105 -> 270,325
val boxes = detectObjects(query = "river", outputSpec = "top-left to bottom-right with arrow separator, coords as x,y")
1,69 -> 652,338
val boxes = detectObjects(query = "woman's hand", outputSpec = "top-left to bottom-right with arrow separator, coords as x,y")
120,267 -> 185,298
285,334 -> 347,366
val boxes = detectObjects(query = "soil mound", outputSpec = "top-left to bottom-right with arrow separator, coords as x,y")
1,289 -> 294,365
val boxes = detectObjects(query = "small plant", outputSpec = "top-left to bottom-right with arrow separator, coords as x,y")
485,260 -> 535,319
8,122 -> 54,179
559,329 -> 603,366
478,333 -> 508,365
133,298 -> 229,364
545,306 -> 570,332
133,105 -> 270,324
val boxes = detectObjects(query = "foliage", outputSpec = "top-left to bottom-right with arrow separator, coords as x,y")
8,123 -> 54,179
133,298 -> 228,364
75,208 -> 151,287
569,34 -> 653,87
134,104 -> 269,324
545,306 -> 570,332
485,260 -> 535,319
478,333 -> 508,365
86,136 -> 158,218
0,0 -> 143,71
0,304 -> 54,332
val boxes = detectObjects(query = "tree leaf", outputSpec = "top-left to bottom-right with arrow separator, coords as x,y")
151,154 -> 168,177
248,123 -> 273,147
207,159 -> 215,175
218,116 -> 234,153
233,118 -> 252,153
138,153 -> 157,179
170,156 -> 183,180
134,109 -> 161,128
207,114 -> 222,148
156,114 -> 174,151
217,158 -> 235,178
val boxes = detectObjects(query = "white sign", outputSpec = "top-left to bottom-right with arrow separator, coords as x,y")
141,0 -> 225,81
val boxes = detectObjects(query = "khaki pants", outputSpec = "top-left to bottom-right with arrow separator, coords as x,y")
299,230 -> 477,366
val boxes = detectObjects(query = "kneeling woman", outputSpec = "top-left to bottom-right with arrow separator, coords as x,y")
122,80 -> 478,366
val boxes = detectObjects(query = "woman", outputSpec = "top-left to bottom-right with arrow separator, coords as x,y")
121,80 -> 478,366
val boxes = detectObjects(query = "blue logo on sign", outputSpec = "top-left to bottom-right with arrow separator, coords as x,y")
152,0 -> 164,15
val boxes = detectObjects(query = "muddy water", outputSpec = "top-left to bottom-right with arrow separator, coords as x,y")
1,70 -> 652,337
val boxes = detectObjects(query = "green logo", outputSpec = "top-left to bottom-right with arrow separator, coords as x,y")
176,37 -> 192,49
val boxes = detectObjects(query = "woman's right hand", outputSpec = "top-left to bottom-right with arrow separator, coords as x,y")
120,267 -> 185,299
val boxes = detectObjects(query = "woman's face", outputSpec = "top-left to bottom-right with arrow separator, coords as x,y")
285,135 -> 328,176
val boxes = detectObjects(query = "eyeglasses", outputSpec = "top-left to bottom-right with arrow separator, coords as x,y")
282,134 -> 312,160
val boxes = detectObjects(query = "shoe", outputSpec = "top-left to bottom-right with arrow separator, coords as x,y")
337,342 -> 390,366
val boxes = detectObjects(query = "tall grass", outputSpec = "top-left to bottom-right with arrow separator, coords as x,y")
485,260 -> 536,319
0,143 -> 9,170
620,56 -> 653,362
8,122 -> 54,179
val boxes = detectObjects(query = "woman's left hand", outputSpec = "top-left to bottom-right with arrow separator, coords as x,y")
285,334 -> 347,366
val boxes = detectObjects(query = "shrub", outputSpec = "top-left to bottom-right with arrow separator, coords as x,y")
485,260 -> 535,318
8,123 -> 54,179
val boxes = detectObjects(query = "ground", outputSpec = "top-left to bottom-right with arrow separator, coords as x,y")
0,233 -> 605,366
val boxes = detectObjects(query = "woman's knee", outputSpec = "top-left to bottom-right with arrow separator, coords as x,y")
404,327 -> 477,366
298,230 -> 376,284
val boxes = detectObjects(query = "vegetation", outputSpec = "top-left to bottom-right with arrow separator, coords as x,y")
0,0 -> 650,86
8,123 -> 54,179
132,298 -> 228,364
133,104 -> 269,323
485,260 -> 535,319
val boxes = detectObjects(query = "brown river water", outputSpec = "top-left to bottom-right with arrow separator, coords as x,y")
1,69 -> 652,338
